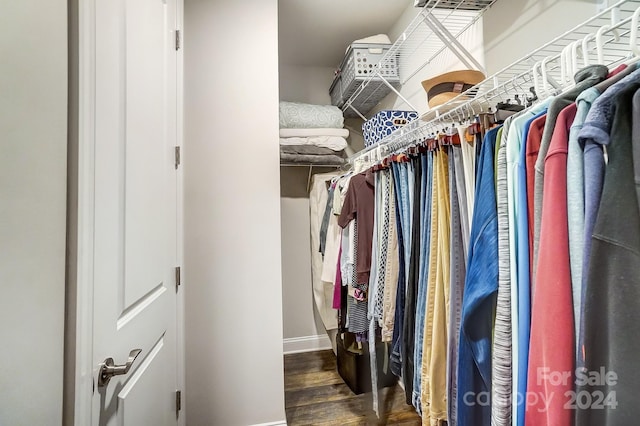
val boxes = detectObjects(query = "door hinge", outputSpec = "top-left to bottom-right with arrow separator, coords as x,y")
176,390 -> 182,412
175,29 -> 181,50
175,266 -> 181,290
174,146 -> 181,169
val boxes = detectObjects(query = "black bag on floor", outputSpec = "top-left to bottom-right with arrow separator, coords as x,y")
335,331 -> 398,395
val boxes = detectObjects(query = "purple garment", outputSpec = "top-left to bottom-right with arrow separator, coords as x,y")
578,67 -> 640,285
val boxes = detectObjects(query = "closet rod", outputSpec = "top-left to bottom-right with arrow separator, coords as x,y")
348,0 -> 640,165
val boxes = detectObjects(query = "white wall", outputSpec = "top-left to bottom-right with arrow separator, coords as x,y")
483,0 -> 598,75
280,194 -> 325,339
279,64 -> 336,105
278,64 -> 361,345
184,0 -> 286,425
0,1 -> 67,424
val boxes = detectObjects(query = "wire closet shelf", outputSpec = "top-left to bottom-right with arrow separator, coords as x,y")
349,0 -> 640,164
341,0 -> 498,119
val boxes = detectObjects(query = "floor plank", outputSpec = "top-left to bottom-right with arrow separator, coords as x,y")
285,383 -> 356,408
285,369 -> 345,392
284,350 -> 336,375
283,349 -> 422,425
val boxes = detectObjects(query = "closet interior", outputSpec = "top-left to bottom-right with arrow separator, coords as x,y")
279,0 -> 640,424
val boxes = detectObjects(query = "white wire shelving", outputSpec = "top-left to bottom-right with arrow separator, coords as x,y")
341,0 -> 497,119
349,0 -> 640,163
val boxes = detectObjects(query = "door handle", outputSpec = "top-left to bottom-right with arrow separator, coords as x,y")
98,349 -> 142,388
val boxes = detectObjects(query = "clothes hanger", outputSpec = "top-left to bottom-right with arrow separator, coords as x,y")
532,60 -> 543,101
595,24 -> 620,65
582,32 -> 596,67
626,6 -> 640,64
561,43 -> 574,86
542,55 -> 563,94
571,39 -> 582,78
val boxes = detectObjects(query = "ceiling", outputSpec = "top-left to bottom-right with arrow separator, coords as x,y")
278,0 -> 412,68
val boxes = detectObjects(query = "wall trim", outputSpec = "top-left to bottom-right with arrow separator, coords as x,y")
283,334 -> 332,354
71,0 -> 97,423
250,421 -> 287,426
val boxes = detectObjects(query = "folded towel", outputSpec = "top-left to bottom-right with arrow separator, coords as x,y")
279,128 -> 349,138
279,136 -> 348,151
280,152 -> 345,166
280,145 -> 344,156
348,34 -> 391,51
279,101 -> 344,129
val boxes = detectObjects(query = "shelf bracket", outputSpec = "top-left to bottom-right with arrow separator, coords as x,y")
345,104 -> 368,121
376,75 -> 419,112
423,13 -> 487,75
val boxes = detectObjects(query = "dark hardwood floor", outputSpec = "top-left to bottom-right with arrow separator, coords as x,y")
284,350 -> 422,425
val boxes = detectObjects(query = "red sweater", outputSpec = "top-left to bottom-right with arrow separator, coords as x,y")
525,104 -> 577,426
526,114 -> 547,280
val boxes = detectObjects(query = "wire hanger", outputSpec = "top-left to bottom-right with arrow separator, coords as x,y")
582,32 -> 596,67
627,6 -> 640,62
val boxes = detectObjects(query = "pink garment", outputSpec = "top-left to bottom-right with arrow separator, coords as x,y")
333,243 -> 342,310
526,104 -> 577,426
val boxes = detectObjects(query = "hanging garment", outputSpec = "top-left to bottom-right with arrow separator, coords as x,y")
579,68 -> 640,341
492,118 -> 513,426
526,104 -> 577,426
567,64 -> 636,351
402,156 -> 422,405
309,172 -> 342,330
322,174 -> 352,284
447,147 -> 466,426
515,109 -> 547,426
525,113 -> 546,288
390,161 -> 408,376
576,84 -> 640,426
425,147 -> 450,426
368,172 -> 382,416
503,99 -> 552,426
566,87 -> 598,349
319,182 -> 336,256
381,176 -> 400,343
339,170 -> 375,335
338,170 -> 376,285
421,151 -> 441,423
457,126 -> 500,426
457,125 -> 473,253
532,65 -> 608,285
413,152 -> 433,413
373,169 -> 392,326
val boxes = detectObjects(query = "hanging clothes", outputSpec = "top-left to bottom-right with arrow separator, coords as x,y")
576,78 -> 640,426
457,126 -> 500,426
318,49 -> 640,426
309,172 -> 342,331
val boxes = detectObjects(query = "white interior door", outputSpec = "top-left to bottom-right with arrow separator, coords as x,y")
91,0 -> 179,424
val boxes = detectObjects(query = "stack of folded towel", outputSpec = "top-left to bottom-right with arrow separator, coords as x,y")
279,101 -> 349,165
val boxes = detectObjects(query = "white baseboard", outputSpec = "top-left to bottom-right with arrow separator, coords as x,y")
249,421 -> 287,426
283,334 -> 332,354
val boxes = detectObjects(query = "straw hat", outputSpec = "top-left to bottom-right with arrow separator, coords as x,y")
421,69 -> 486,108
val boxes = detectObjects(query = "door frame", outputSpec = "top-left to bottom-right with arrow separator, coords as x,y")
65,0 -> 185,424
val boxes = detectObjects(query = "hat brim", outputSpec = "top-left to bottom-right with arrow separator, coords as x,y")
421,69 -> 486,108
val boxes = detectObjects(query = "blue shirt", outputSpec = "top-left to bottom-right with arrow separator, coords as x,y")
566,87 -> 599,361
457,126 -> 501,426
516,109 -> 546,426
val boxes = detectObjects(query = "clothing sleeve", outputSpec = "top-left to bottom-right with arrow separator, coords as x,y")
338,178 -> 357,228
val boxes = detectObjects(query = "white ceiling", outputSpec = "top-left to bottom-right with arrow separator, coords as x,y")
278,0 -> 412,68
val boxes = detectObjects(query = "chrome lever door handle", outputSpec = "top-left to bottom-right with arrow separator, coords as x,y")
98,349 -> 142,388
